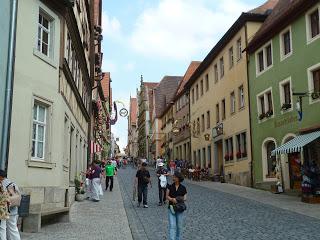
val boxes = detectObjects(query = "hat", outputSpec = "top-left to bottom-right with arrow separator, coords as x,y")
158,162 -> 164,167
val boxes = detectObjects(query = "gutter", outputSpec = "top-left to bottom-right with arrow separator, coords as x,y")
0,0 -> 18,171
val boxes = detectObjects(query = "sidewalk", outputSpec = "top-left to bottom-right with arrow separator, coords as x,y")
186,179 -> 320,220
21,176 -> 133,240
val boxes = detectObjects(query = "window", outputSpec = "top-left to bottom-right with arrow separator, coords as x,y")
66,33 -> 72,63
196,84 -> 199,100
202,148 -> 206,168
279,78 -> 292,111
32,102 -> 48,160
207,111 -> 210,129
224,137 -> 234,162
216,103 -> 219,123
201,114 -> 205,132
214,64 -> 219,83
236,132 -> 247,159
191,88 -> 195,104
200,80 -> 204,96
256,42 -> 273,74
222,99 -> 226,120
239,85 -> 245,109
197,118 -> 200,135
230,92 -> 235,114
207,145 -> 211,168
309,66 -> 320,101
237,38 -> 242,61
257,89 -> 274,120
205,74 -> 209,91
280,28 -> 292,59
307,8 -> 320,40
219,57 -> 224,78
37,11 -> 52,57
229,47 -> 234,68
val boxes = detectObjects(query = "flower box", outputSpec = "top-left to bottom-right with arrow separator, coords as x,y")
259,113 -> 265,120
281,103 -> 291,111
266,110 -> 273,118
236,151 -> 242,159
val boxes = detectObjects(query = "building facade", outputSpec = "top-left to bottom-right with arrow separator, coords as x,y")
137,79 -> 158,159
247,0 -> 320,191
7,0 -> 93,231
186,8 -> 274,186
173,61 -> 201,163
127,97 -> 138,158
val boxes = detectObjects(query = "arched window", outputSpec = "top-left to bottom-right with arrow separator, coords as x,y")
265,141 -> 276,178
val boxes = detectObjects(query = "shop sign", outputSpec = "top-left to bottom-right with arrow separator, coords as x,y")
274,115 -> 298,128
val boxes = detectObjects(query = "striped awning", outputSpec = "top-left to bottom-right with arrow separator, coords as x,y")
272,131 -> 320,156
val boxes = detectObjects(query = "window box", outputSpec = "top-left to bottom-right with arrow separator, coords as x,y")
224,154 -> 229,161
265,110 -> 273,118
259,113 -> 266,120
236,151 -> 242,159
311,92 -> 320,100
281,103 -> 292,110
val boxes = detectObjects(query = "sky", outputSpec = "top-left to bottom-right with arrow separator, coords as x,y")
101,0 -> 267,152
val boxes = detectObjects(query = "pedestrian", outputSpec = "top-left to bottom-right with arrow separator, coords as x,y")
89,161 -> 103,202
135,162 -> 151,208
169,160 -> 176,175
156,162 -> 169,206
166,171 -> 187,240
156,156 -> 163,170
0,170 -> 20,240
0,181 -> 9,240
105,160 -> 117,192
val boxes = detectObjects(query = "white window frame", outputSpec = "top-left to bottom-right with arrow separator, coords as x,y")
255,41 -> 273,76
307,62 -> 320,104
280,26 -> 293,61
30,96 -> 52,163
279,77 -> 293,113
33,4 -> 57,68
256,87 -> 274,122
214,64 -> 219,83
238,85 -> 245,109
306,4 -> 320,44
237,38 -> 242,61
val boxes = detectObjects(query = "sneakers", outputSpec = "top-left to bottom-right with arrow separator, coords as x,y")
143,205 -> 148,208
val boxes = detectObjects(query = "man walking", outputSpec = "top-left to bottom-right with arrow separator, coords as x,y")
105,160 -> 117,192
135,162 -> 151,208
156,162 -> 169,206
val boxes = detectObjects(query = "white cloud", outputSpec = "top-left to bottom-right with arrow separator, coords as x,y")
130,0 -> 255,60
102,11 -> 122,39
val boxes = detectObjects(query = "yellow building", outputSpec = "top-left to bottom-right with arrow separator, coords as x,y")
186,6 -> 276,186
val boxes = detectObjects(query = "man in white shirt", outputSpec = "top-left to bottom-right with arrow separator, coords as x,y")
156,157 -> 163,170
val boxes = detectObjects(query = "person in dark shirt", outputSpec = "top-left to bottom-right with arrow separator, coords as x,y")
135,162 -> 151,208
156,162 -> 169,206
166,171 -> 187,240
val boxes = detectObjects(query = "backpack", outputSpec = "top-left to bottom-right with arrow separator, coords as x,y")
6,182 -> 21,207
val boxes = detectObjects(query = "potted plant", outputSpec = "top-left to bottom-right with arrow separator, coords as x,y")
259,113 -> 265,120
75,176 -> 85,202
265,110 -> 273,118
281,103 -> 291,111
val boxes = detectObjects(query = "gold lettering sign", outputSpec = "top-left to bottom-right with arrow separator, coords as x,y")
274,115 -> 298,128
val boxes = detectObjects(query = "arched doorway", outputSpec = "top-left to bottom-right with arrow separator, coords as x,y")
262,138 -> 277,181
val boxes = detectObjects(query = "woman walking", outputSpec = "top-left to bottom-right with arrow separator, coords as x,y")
166,171 -> 187,240
89,161 -> 103,202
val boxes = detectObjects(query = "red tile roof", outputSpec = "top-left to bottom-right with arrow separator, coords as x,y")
129,97 -> 137,125
247,0 -> 319,53
176,61 -> 201,98
154,76 -> 183,118
249,0 -> 279,14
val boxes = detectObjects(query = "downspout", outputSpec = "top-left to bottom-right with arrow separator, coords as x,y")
245,23 -> 255,188
0,0 -> 18,171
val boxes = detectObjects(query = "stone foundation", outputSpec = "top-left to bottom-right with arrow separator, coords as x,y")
225,171 -> 251,187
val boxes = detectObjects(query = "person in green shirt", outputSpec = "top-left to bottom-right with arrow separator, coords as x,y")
105,160 -> 117,191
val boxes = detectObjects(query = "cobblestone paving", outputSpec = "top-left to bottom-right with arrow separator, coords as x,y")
21,177 -> 132,240
118,167 -> 320,240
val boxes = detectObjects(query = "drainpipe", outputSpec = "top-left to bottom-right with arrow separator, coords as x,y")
244,23 -> 255,188
0,0 -> 18,171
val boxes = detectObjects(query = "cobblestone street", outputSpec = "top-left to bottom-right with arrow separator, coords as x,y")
118,167 -> 320,240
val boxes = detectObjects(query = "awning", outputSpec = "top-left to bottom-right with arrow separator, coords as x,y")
272,131 -> 320,156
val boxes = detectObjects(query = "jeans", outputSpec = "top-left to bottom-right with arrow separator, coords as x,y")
168,209 -> 184,240
105,176 -> 114,191
138,185 -> 148,205
158,184 -> 166,204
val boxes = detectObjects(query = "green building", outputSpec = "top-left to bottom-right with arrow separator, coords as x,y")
247,0 -> 320,193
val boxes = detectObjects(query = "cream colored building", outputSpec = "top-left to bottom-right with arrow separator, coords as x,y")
187,10 -> 273,186
7,0 -> 93,231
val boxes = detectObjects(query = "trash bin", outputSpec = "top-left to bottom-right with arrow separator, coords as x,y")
18,194 -> 30,217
